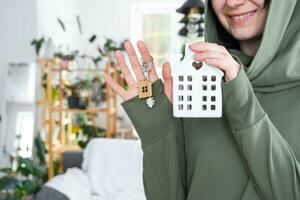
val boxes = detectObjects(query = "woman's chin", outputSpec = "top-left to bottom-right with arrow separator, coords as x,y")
231,29 -> 259,41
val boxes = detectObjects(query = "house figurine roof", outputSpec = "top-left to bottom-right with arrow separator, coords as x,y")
172,43 -> 224,78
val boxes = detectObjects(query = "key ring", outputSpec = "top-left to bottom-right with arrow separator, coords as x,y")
141,56 -> 154,72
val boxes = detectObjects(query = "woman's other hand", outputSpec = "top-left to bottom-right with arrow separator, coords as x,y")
189,42 -> 241,82
104,40 -> 173,103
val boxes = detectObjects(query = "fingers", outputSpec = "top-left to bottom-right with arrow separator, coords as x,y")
189,42 -> 226,53
124,41 -> 144,82
115,50 -> 136,86
193,51 -> 230,71
103,72 -> 126,99
162,62 -> 173,103
137,41 -> 159,83
189,41 -> 241,81
204,58 -> 238,81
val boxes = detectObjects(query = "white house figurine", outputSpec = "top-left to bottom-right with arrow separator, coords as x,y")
172,43 -> 224,118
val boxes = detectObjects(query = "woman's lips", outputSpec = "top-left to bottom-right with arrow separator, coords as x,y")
228,10 -> 257,25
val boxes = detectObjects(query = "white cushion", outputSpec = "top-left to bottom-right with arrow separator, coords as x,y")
82,138 -> 146,199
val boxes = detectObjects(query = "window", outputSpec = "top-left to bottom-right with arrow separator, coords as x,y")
15,111 -> 34,158
131,2 -> 182,78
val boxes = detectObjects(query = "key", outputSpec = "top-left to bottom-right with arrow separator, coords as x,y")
138,57 -> 155,108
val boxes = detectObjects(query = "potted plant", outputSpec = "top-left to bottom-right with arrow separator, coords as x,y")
76,124 -> 105,149
66,85 -> 80,109
72,78 -> 92,109
0,135 -> 48,200
54,50 -> 78,70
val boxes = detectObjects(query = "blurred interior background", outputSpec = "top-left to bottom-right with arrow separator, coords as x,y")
0,0 -> 205,199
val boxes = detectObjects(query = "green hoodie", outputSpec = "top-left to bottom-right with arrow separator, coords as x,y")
121,0 -> 300,199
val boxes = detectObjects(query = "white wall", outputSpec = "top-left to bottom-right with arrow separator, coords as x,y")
37,0 -> 183,52
0,65 -> 4,167
37,0 -> 85,51
0,0 -> 38,167
0,0 -> 37,62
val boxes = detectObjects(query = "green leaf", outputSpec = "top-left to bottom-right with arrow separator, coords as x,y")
34,134 -> 47,165
0,168 -> 13,174
30,37 -> 45,55
21,180 -> 39,195
5,195 -> 21,200
0,176 -> 19,191
78,141 -> 87,149
89,35 -> 97,43
92,57 -> 102,65
76,15 -> 83,34
31,163 -> 47,179
16,157 -> 46,178
78,124 -> 105,149
57,17 -> 66,32
53,159 -> 60,176
17,158 -> 31,177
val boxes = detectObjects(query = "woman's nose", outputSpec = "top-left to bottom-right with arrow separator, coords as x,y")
226,0 -> 247,7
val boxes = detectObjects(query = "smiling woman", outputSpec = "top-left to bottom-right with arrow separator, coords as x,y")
105,0 -> 300,199
211,0 -> 270,56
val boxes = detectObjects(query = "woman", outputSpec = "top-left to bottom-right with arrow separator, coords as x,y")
104,0 -> 300,199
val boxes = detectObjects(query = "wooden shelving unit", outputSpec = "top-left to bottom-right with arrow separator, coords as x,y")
37,58 -> 119,178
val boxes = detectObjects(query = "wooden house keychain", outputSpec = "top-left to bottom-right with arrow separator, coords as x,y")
172,43 -> 224,118
138,56 -> 155,108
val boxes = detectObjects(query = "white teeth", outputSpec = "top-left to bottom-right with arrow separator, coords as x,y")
231,11 -> 255,20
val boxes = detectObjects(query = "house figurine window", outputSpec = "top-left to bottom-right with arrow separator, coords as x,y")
172,43 -> 224,118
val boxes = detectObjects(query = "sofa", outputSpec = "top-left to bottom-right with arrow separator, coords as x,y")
35,138 -> 146,200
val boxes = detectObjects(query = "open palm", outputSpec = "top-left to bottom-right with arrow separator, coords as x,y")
104,40 -> 173,103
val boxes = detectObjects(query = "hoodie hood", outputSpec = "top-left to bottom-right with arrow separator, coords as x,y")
205,0 -> 300,92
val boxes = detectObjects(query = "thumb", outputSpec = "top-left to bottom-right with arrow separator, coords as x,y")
162,62 -> 173,103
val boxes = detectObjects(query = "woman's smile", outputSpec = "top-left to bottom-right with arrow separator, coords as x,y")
227,10 -> 257,25
212,0 -> 268,41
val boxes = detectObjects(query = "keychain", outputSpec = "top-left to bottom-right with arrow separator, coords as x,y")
138,56 -> 155,108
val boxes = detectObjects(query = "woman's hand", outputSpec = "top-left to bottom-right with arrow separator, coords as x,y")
104,40 -> 173,103
189,42 -> 241,82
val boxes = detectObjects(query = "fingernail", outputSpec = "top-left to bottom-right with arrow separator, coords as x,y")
124,40 -> 130,46
137,40 -> 143,46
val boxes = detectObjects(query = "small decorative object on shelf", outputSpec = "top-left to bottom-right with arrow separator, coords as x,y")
172,43 -> 224,118
176,0 -> 205,38
67,86 -> 80,109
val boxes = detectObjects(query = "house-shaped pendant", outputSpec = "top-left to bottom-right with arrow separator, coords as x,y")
172,43 -> 224,118
138,79 -> 153,99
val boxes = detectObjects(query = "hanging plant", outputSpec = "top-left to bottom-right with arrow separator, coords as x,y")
31,37 -> 45,56
76,15 -> 83,34
57,17 -> 66,32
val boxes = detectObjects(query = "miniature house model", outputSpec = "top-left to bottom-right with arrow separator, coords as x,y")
172,43 -> 224,118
